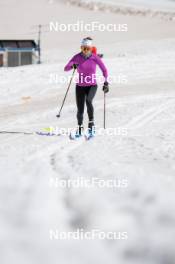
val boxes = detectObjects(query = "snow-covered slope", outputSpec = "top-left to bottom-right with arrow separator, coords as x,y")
80,0 -> 175,11
67,0 -> 175,21
1,0 -> 175,263
1,38 -> 175,264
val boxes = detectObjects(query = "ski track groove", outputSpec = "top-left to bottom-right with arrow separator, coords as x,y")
48,94 -> 175,237
126,99 -> 175,129
1,79 -> 175,264
52,137 -> 88,228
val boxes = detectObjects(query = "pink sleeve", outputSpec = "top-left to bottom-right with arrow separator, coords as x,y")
64,56 -> 76,71
96,56 -> 108,81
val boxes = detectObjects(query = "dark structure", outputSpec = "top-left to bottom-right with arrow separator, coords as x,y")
0,40 -> 38,67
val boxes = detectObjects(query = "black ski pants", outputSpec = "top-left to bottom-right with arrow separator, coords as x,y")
76,85 -> 97,126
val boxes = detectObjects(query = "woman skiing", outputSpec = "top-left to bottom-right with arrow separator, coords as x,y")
64,37 -> 109,138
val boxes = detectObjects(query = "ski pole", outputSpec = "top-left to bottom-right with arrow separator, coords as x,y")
104,91 -> 106,129
56,68 -> 76,118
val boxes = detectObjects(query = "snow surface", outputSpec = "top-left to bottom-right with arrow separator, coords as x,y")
1,38 -> 175,264
0,1 -> 175,264
81,0 -> 175,11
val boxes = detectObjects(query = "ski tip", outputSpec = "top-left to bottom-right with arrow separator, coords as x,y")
69,133 -> 74,140
85,134 -> 95,141
69,132 -> 83,140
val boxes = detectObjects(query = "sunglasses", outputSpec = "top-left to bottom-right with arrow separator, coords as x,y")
82,46 -> 91,51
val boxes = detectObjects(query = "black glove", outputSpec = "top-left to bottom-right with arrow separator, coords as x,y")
103,81 -> 109,93
98,54 -> 104,58
72,64 -> 78,69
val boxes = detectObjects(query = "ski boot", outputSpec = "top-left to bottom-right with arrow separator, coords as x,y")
70,125 -> 84,140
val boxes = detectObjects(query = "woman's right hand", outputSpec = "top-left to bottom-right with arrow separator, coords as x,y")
73,64 -> 78,69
